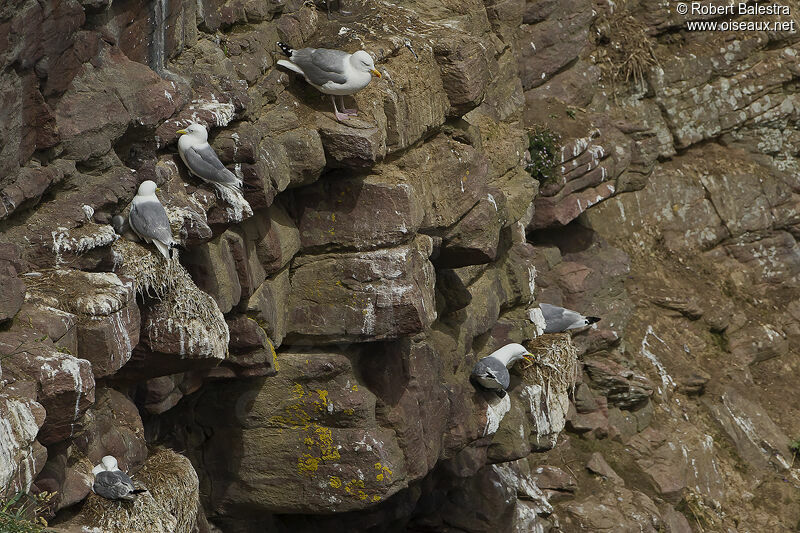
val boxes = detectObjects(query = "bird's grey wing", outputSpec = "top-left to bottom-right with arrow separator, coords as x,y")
129,201 -> 173,244
540,303 -> 579,333
184,145 -> 240,188
292,47 -> 349,86
473,357 -> 511,388
94,471 -> 135,500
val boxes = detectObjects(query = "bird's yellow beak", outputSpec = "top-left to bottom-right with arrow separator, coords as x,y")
176,129 -> 187,134
156,188 -> 162,192
371,69 -> 382,78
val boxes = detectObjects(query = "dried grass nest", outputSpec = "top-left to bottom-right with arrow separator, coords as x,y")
79,448 -> 199,533
518,333 -> 579,396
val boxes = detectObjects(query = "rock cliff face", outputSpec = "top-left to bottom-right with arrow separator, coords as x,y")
1,0 -> 800,530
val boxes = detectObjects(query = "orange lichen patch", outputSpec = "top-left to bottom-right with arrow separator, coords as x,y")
344,479 -> 365,496
298,455 -> 320,474
374,462 -> 393,482
329,476 -> 342,488
350,384 -> 359,392
268,339 -> 279,371
292,384 -> 304,399
296,424 -> 341,476
268,401 -> 312,428
316,390 -> 329,408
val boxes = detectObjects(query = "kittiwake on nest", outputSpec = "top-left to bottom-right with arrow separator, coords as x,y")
92,456 -> 147,501
176,123 -> 253,221
470,343 -> 533,398
276,41 -> 381,122
539,303 -> 600,333
128,180 -> 177,260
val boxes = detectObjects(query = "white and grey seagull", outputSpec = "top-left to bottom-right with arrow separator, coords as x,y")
128,180 -> 176,260
176,123 -> 242,193
92,455 -> 147,501
276,41 -> 381,122
470,343 -> 533,398
539,303 -> 601,333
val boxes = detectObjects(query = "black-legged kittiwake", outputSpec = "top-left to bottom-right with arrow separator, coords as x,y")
539,303 -> 600,333
128,180 -> 176,260
176,123 -> 242,192
470,343 -> 533,397
276,42 -> 381,122
92,456 -> 147,501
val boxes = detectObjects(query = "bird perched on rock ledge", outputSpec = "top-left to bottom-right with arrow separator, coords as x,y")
176,123 -> 243,193
276,41 -> 381,122
128,180 -> 177,260
92,456 -> 147,501
470,343 -> 533,398
539,303 -> 601,333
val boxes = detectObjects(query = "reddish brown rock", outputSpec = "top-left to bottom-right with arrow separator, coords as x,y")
287,235 -> 436,344
433,34 -> 493,114
293,174 -> 423,252
23,270 -> 139,379
0,384 -> 47,493
246,269 -> 290,348
0,261 -> 25,322
583,355 -> 654,409
183,235 -> 243,314
254,203 -> 301,275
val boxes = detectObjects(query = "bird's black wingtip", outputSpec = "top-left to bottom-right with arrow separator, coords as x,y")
277,41 -> 293,57
586,316 -> 601,325
132,488 -> 148,494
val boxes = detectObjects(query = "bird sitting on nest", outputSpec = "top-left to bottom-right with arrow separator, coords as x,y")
470,343 -> 534,398
127,180 -> 177,260
538,303 -> 601,333
276,41 -> 381,122
92,456 -> 147,501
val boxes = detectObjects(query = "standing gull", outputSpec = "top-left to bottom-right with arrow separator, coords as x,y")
470,343 -> 533,398
539,303 -> 600,333
128,180 -> 176,260
276,41 -> 381,122
92,456 -> 147,501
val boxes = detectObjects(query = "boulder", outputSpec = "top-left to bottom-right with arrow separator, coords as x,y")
194,351 -> 407,514
293,173 -> 424,252
287,235 -> 436,344
0,385 -> 47,493
23,270 -> 139,379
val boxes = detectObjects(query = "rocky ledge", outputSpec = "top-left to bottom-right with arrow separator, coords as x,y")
2,0 -> 800,530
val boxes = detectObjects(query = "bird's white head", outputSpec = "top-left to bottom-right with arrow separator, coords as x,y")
351,50 -> 381,78
137,180 -> 158,197
490,343 -> 533,367
176,122 -> 208,142
101,455 -> 119,471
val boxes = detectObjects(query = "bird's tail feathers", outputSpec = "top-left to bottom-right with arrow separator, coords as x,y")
277,41 -> 293,57
153,240 -> 171,260
131,489 -> 148,494
586,316 -> 601,325
277,59 -> 304,75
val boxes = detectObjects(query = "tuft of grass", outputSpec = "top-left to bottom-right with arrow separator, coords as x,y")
593,11 -> 658,89
790,439 -> 800,455
526,125 -> 562,184
0,491 -> 55,533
